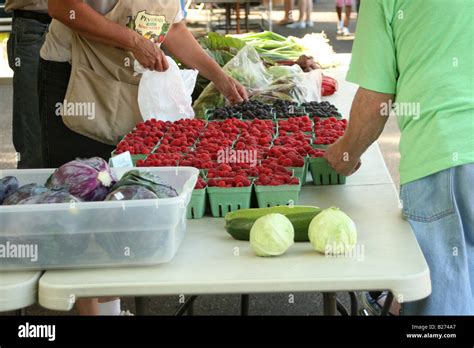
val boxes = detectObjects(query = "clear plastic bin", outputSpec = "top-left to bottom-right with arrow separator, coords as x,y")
0,167 -> 198,271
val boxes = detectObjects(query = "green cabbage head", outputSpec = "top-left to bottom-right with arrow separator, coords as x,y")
308,207 -> 357,255
250,213 -> 294,257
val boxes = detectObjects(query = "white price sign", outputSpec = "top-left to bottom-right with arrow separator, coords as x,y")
110,151 -> 134,168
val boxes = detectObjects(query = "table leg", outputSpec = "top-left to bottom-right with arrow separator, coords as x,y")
245,2 -> 249,32
336,298 -> 349,316
323,292 -> 337,315
225,4 -> 231,34
268,0 -> 273,32
135,297 -> 149,316
15,308 -> 26,316
175,295 -> 198,316
349,292 -> 359,316
236,3 -> 241,34
186,302 -> 194,316
241,294 -> 250,316
381,291 -> 394,316
207,3 -> 212,32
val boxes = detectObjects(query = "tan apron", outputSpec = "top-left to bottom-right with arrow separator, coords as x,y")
5,0 -> 48,12
62,0 -> 180,145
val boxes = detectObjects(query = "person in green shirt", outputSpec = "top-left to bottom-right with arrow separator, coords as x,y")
326,0 -> 474,315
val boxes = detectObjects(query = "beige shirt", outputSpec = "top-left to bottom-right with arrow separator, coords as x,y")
5,0 -> 48,12
40,0 -> 184,62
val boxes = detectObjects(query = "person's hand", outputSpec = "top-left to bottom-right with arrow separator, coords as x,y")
132,34 -> 169,71
324,138 -> 362,176
214,76 -> 248,105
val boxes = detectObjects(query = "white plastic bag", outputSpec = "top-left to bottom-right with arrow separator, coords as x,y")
135,56 -> 198,122
299,68 -> 323,103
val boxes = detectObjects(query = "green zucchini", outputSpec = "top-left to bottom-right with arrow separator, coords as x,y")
224,206 -> 322,242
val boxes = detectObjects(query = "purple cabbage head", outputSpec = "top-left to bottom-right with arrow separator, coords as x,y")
2,184 -> 50,205
0,176 -> 20,204
46,157 -> 117,201
18,190 -> 80,205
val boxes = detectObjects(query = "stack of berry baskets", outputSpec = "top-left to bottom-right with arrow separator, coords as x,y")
191,119 -> 242,176
113,119 -> 170,165
312,117 -> 347,148
137,153 -> 181,168
254,165 -> 301,208
178,152 -> 215,178
308,117 -> 348,185
204,118 -> 275,217
206,163 -> 260,215
307,146 -> 347,186
207,176 -> 253,218
276,116 -> 314,184
132,119 -> 206,167
271,132 -> 314,185
235,119 -> 274,156
113,101 -> 349,219
277,116 -> 313,135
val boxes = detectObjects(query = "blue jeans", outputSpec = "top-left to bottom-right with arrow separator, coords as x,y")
7,16 -> 48,168
401,164 -> 474,315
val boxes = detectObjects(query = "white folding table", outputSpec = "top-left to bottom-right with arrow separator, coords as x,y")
194,0 -> 273,33
0,272 -> 41,313
37,60 -> 431,315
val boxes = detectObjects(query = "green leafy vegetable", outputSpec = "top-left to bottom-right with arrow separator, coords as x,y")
113,170 -> 178,198
250,213 -> 294,257
231,31 -> 304,62
267,65 -> 298,79
308,207 -> 357,255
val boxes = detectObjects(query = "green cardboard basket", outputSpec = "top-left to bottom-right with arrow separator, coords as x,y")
311,143 -> 329,149
110,150 -> 148,166
288,159 -> 309,185
207,185 -> 253,217
255,184 -> 301,208
187,188 -> 207,219
311,114 -> 343,120
308,157 -> 346,186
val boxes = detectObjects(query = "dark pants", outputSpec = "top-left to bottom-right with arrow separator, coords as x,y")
7,16 -> 48,168
38,59 -> 115,169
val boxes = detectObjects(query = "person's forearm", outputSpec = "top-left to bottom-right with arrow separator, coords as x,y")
343,87 -> 394,157
48,0 -> 140,51
163,22 -> 227,82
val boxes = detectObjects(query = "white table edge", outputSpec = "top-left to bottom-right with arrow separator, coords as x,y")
0,272 -> 42,312
38,267 -> 431,311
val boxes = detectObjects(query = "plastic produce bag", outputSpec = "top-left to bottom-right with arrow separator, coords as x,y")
135,56 -> 198,122
225,45 -> 272,92
301,69 -> 322,102
251,67 -> 322,104
267,64 -> 303,80
193,45 -> 272,118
